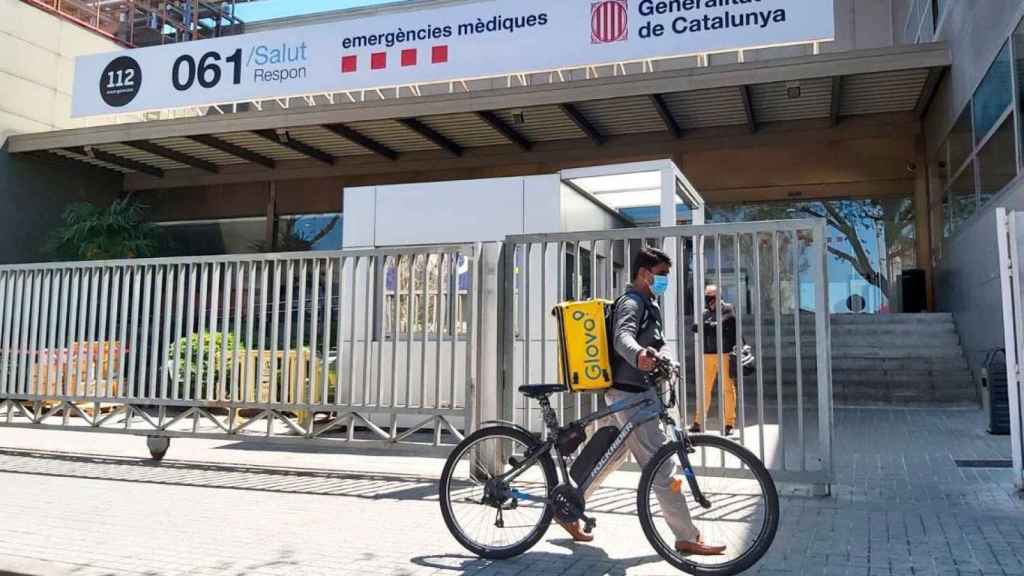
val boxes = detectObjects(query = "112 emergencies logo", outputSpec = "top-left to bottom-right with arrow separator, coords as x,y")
592,0 -> 628,44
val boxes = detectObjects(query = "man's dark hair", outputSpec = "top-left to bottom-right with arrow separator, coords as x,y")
632,247 -> 672,280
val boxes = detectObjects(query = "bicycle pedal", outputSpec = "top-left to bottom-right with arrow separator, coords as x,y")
582,516 -> 597,534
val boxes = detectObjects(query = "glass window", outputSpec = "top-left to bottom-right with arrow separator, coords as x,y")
159,218 -> 267,256
948,162 -> 977,233
978,115 -> 1018,204
276,213 -> 343,252
948,108 -> 974,173
973,43 -> 1013,144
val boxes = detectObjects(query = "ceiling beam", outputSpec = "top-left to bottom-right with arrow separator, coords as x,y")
740,85 -> 757,133
323,123 -> 399,160
559,103 -> 605,145
476,111 -> 532,151
915,66 -> 946,119
188,134 -> 276,169
398,118 -> 463,157
253,129 -> 335,166
125,140 -> 219,173
649,94 -> 682,138
66,146 -> 163,178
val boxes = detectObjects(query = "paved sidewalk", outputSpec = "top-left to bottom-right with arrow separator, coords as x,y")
0,407 -> 1020,576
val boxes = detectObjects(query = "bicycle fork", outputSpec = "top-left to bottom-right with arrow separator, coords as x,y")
671,427 -> 712,509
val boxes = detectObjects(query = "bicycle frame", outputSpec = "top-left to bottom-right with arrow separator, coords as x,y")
497,380 -> 712,510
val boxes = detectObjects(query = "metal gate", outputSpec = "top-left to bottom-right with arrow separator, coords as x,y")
0,244 -> 479,454
994,208 -> 1024,490
501,219 -> 833,489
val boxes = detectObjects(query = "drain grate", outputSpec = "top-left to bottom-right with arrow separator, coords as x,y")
953,459 -> 1013,469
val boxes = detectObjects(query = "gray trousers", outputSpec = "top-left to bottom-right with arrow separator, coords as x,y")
583,388 -> 699,542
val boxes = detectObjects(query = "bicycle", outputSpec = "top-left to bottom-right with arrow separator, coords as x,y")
438,357 -> 779,575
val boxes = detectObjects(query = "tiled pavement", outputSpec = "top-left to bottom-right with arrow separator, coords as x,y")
0,407 -> 1020,576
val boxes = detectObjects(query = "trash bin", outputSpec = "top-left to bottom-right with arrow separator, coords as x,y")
981,349 -> 1011,435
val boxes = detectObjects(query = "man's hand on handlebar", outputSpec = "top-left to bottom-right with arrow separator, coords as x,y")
637,348 -> 659,372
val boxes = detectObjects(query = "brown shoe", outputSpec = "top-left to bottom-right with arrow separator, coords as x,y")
557,520 -> 594,543
675,536 -> 726,556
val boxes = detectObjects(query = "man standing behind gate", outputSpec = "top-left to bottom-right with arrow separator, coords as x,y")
690,284 -> 737,436
559,247 -> 726,556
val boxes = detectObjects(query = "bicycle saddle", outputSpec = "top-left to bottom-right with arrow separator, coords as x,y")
518,384 -> 567,398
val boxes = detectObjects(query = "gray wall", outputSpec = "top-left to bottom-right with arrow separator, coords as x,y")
928,1 -> 1024,379
0,149 -> 122,264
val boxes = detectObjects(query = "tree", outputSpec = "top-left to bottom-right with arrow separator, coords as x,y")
47,196 -> 165,261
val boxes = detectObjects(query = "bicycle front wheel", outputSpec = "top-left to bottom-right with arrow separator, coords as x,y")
439,426 -> 557,560
637,434 -> 779,576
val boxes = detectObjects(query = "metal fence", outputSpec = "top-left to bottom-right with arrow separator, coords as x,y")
994,208 -> 1024,490
0,244 -> 479,452
501,219 -> 833,488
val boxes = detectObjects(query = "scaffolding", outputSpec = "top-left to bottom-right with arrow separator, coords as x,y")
22,0 -> 255,47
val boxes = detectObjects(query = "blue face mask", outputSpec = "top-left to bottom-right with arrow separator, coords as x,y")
651,274 -> 669,297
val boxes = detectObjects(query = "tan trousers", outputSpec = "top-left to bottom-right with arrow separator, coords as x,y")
583,388 -> 700,543
695,353 -> 737,427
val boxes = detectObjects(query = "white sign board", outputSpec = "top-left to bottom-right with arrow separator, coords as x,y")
72,0 -> 835,117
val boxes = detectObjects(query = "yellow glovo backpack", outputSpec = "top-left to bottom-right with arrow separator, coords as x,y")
552,299 -> 616,392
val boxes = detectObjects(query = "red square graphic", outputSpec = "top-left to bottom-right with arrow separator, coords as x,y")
401,49 -> 417,67
371,52 -> 387,70
431,45 -> 448,64
341,55 -> 357,73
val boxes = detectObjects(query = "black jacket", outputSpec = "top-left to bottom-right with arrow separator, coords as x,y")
699,302 -> 737,354
611,287 -> 664,388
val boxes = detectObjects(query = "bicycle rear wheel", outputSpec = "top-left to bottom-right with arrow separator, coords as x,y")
439,426 -> 557,559
637,434 -> 779,576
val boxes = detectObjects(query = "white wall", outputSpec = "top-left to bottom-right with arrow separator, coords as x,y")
343,175 -> 579,248
0,0 -> 120,144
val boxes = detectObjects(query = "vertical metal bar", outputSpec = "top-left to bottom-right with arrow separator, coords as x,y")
138,267 -> 153,400
149,267 -> 164,399
405,254 -> 414,407
85,270 -> 99,398
734,234 -> 746,445
206,263 -> 221,401
556,242 -> 564,427
257,261 -> 269,402
172,265 -> 185,400
295,260 -> 306,405
96,269 -> 109,398
232,262 -> 243,402
463,247 -> 477,427
270,260 -> 282,404
449,252 -> 458,412
378,255 -> 389,408
74,271 -> 89,398
283,260 -> 295,405
110,269 -> 123,398
361,257 -> 373,406
753,232 -> 766,460
219,263 -> 231,401
162,266 -> 174,401
1,273 -> 15,396
434,254 -> 444,410
184,264 -> 197,401
23,272 -> 39,397
319,259 -> 329,406
196,264 -> 210,400
420,253 -> 428,408
590,240 -> 597,300
33,272 -> 50,396
812,220 -> 833,485
574,241 -> 582,300
333,257 -> 345,407
128,267 -> 142,399
309,259 -> 320,407
793,231 -> 805,471
345,256 -> 358,406
523,243 -> 531,421
45,272 -> 59,398
715,236 -> 726,445
676,235 -> 687,424
538,242 -> 548,432
245,262 -> 257,403
772,231 -> 784,470
390,256 -> 400,409
62,271 -> 76,397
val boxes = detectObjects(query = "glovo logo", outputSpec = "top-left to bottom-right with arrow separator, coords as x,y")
572,309 -> 604,382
